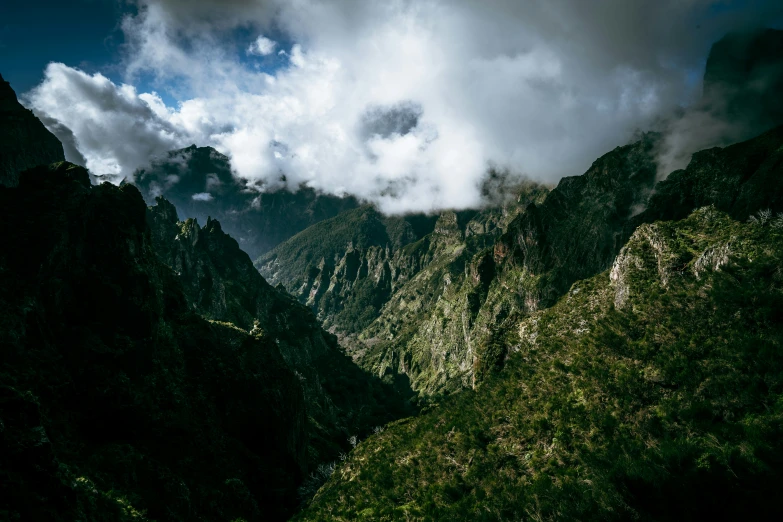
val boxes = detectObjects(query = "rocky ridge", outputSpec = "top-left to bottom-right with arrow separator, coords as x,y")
146,197 -> 413,467
298,204 -> 783,521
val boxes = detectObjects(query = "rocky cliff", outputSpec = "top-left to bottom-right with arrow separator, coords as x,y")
0,163 -> 307,521
258,184 -> 550,396
0,73 -> 64,186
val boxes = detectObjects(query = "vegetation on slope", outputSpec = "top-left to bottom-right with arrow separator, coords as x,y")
298,206 -> 783,521
258,183 -> 549,396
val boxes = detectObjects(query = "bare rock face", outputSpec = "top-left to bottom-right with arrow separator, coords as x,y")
0,73 -> 64,187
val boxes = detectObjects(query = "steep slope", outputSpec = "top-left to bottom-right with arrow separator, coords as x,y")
298,206 -> 783,521
257,205 -> 443,333
146,198 -> 413,475
257,30 -> 783,401
257,185 -> 548,395
134,145 -> 360,259
355,123 -> 783,398
0,163 -> 306,521
639,125 -> 783,224
349,137 -> 657,396
0,73 -> 64,186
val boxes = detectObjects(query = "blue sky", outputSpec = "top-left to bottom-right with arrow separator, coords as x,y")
0,0 -> 127,93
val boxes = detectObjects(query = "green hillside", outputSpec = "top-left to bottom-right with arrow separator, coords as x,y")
297,206 -> 783,521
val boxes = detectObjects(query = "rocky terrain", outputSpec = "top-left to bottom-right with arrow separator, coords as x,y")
0,162 -> 306,521
256,29 -> 783,400
0,79 -> 407,521
146,197 -> 412,467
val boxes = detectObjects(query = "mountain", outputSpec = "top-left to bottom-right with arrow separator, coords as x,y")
297,204 -> 783,520
0,162 -> 306,521
259,29 -> 783,401
146,197 -> 413,468
703,28 -> 783,134
133,145 -> 360,259
256,204 -> 439,332
0,72 -> 64,186
260,136 -> 657,396
0,76 -> 411,520
638,125 -> 783,224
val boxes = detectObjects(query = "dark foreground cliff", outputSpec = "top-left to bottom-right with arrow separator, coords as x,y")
0,163 -> 308,521
0,72 -> 64,187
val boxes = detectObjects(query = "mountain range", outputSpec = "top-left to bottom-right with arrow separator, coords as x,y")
1,27 -> 783,522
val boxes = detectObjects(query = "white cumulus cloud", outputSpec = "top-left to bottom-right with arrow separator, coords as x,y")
247,35 -> 277,56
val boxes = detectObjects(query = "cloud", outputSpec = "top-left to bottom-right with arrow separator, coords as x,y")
191,192 -> 214,201
24,63 -> 187,176
24,0 -> 783,212
247,35 -> 277,56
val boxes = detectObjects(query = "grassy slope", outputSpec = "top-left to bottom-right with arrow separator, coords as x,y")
297,207 -> 783,521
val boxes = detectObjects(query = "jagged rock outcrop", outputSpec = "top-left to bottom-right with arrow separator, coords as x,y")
0,73 -> 64,187
349,138 -> 659,395
0,163 -> 306,521
134,145 -> 359,259
146,197 -> 412,470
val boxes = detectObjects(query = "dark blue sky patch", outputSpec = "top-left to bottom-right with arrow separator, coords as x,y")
0,0 -> 129,93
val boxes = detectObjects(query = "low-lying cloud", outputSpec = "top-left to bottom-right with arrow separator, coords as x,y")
23,0 -> 783,212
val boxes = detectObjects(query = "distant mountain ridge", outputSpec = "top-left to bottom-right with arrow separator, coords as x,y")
133,145 -> 360,259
